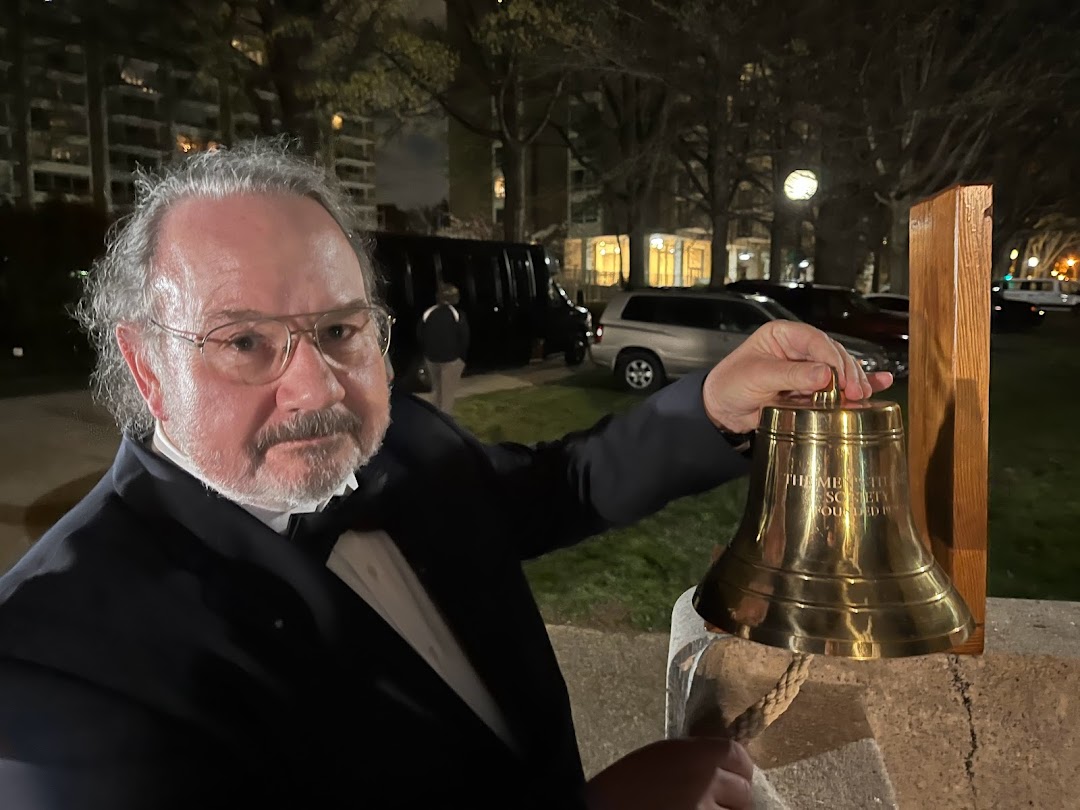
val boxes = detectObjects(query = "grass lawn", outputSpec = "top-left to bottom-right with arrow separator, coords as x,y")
455,314 -> 1080,632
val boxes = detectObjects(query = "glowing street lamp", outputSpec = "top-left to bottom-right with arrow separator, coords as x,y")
1027,256 -> 1040,269
1010,249 -> 1019,261
783,170 -> 819,202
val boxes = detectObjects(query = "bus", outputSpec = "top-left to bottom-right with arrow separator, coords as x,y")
371,233 -> 593,389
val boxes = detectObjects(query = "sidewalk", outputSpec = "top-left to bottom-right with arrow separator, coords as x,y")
416,357 -> 580,401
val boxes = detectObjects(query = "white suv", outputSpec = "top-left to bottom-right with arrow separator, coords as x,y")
996,278 -> 1080,312
590,290 -> 893,393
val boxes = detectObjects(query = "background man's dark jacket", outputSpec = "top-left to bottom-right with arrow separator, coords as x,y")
0,372 -> 748,809
419,304 -> 470,363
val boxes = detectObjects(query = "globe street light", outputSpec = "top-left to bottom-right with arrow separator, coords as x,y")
783,169 -> 819,202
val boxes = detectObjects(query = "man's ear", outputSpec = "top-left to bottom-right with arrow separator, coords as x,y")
116,323 -> 167,420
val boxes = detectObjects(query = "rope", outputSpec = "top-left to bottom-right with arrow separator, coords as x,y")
725,652 -> 814,743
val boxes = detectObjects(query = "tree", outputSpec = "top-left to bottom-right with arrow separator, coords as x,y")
376,0 -> 588,242
550,2 -> 684,289
165,0 -> 428,155
658,0 -> 776,288
803,0 -> 1077,292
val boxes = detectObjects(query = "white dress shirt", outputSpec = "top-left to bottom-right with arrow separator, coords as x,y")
151,427 -> 514,747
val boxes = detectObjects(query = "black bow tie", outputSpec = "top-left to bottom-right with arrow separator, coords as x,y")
285,493 -> 361,561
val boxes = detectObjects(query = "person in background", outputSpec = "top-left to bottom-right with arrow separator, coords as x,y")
419,282 -> 470,413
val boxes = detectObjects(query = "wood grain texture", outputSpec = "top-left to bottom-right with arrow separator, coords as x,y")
908,185 -> 992,655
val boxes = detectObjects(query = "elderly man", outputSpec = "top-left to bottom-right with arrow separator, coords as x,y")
0,142 -> 889,810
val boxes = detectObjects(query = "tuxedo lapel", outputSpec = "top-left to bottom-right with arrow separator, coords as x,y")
373,415 -> 563,763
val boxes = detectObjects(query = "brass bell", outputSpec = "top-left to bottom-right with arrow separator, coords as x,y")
694,368 -> 975,659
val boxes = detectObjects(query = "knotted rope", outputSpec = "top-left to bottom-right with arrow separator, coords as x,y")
725,652 -> 814,743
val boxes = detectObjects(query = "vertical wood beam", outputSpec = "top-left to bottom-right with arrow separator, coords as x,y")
908,185 -> 992,655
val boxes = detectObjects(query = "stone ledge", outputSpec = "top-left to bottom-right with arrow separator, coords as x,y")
680,596 -> 1080,810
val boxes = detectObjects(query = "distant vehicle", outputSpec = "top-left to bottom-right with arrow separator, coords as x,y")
995,277 -> 1080,313
869,291 -> 1045,333
590,289 -> 893,393
726,280 -> 909,376
991,287 -> 1045,332
865,293 -> 910,314
370,233 -> 593,388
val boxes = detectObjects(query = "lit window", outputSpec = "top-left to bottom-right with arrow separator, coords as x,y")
493,175 -> 506,199
683,241 -> 711,286
591,237 -> 627,287
648,235 -> 676,287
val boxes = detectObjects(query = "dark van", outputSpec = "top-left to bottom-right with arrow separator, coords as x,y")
370,233 -> 593,388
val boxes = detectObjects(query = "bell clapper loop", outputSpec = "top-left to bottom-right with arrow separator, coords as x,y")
725,652 -> 813,742
811,366 -> 842,409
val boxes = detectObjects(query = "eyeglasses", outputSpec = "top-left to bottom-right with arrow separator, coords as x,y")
151,304 -> 395,385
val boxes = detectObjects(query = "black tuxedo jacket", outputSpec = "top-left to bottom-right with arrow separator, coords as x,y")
0,372 -> 749,809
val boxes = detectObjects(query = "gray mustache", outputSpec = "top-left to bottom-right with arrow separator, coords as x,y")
255,409 -> 362,456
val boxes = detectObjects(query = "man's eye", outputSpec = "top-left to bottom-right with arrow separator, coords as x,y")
225,333 -> 264,352
319,323 -> 357,342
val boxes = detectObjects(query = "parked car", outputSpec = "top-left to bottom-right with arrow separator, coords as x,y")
371,233 -> 593,388
992,287 -> 1046,332
590,290 -> 892,393
726,280 -> 909,376
869,291 -> 1045,332
995,277 -> 1080,312
865,293 -> 910,314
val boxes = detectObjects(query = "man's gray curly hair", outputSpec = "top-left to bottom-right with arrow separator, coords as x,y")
74,138 -> 380,438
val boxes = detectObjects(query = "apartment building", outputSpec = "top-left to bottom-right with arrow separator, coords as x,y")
449,98 -> 776,300
0,2 -> 376,225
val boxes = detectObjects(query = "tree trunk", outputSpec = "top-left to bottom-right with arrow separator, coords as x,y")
11,1 -> 34,209
769,200 -> 789,281
709,209 -> 730,288
627,212 -> 648,289
883,200 -> 911,293
814,198 -> 860,287
83,2 -> 111,212
501,140 -> 527,242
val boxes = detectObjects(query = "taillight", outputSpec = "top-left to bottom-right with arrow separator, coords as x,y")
595,324 -> 604,343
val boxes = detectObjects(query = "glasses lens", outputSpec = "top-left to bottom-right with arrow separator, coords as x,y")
316,307 -> 392,366
202,319 -> 289,384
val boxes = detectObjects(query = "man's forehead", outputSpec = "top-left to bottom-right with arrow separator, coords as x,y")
153,194 -> 367,323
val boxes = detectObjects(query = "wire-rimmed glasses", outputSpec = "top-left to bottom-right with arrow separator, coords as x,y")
151,303 -> 394,385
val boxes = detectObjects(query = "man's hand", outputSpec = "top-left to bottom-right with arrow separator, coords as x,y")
585,737 -> 754,810
703,320 -> 894,434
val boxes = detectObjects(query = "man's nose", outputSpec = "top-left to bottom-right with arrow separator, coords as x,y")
275,332 -> 346,411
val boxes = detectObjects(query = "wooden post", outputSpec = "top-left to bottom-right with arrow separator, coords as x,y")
908,185 -> 992,655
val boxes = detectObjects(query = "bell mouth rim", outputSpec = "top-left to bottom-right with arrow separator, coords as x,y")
700,616 -> 976,660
